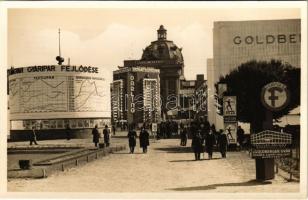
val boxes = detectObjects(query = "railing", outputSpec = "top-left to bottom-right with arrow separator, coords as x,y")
275,148 -> 300,181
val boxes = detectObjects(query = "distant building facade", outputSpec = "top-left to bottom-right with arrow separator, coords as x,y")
207,19 -> 301,129
178,75 -> 207,120
111,66 -> 161,127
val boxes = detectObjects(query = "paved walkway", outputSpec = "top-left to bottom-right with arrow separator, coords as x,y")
7,138 -> 299,193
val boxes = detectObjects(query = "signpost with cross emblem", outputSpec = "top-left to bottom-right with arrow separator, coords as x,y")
261,82 -> 290,111
254,81 -> 291,181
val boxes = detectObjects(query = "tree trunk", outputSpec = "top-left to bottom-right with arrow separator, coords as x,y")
250,118 -> 263,134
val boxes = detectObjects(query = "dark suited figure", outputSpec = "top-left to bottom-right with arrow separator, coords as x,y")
127,126 -> 137,153
30,126 -> 38,145
218,130 -> 228,158
161,122 -> 166,139
180,126 -> 188,146
112,125 -> 116,136
92,125 -> 100,147
237,126 -> 245,150
103,125 -> 111,147
191,131 -> 203,160
139,127 -> 150,153
166,120 -> 171,138
205,129 -> 216,159
65,124 -> 71,140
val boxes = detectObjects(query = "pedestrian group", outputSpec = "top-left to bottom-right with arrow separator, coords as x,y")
28,118 -> 245,160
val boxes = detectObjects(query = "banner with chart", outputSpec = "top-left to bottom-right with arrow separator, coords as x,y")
8,65 -> 110,120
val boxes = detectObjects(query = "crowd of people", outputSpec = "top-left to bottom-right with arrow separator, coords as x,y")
158,120 -> 179,138
116,118 -> 246,158
28,118 -> 247,160
189,118 -> 229,160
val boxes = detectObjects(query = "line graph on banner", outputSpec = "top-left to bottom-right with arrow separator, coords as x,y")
9,76 -> 107,114
71,78 -> 106,112
9,77 -> 68,113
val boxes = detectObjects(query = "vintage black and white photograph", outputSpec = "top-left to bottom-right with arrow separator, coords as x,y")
0,1 -> 307,198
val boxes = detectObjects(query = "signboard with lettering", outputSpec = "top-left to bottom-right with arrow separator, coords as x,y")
224,122 -> 237,144
251,130 -> 292,159
251,149 -> 292,159
232,34 -> 301,45
223,96 -> 237,116
223,116 -> 237,123
261,82 -> 290,111
8,65 -> 99,75
126,73 -> 136,124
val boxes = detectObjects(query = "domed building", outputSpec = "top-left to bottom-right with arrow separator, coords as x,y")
141,25 -> 184,64
113,25 -> 207,124
123,25 -> 187,118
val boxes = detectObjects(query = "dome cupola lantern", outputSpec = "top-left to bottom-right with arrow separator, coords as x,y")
157,25 -> 167,40
141,25 -> 183,63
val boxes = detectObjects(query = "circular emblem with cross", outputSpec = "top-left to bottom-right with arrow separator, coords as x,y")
261,82 -> 290,111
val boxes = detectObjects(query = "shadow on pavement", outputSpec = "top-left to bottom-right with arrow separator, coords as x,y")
111,136 -> 128,139
168,180 -> 272,191
113,152 -> 145,155
169,159 -> 196,162
169,157 -> 222,162
155,146 -> 192,153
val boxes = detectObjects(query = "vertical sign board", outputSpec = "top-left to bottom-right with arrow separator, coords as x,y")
224,122 -> 237,144
111,80 -> 123,123
143,79 -> 160,123
223,96 -> 237,144
152,123 -> 157,132
223,96 -> 237,116
127,72 -> 136,124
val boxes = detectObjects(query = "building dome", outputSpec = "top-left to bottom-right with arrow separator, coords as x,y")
141,25 -> 184,63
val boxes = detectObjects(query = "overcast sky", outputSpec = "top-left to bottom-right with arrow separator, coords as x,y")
8,8 -> 300,80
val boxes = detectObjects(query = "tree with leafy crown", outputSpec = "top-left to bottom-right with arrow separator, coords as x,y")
216,59 -> 300,133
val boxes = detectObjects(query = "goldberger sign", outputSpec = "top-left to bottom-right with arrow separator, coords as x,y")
233,33 -> 301,45
252,149 -> 292,159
